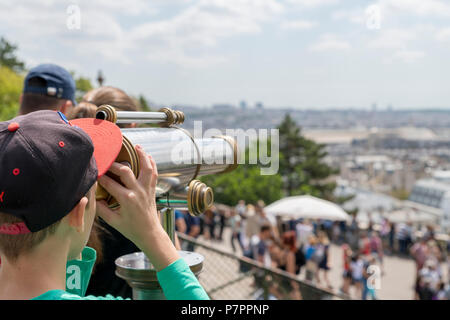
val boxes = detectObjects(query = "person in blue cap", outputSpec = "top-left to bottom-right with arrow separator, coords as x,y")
19,63 -> 76,115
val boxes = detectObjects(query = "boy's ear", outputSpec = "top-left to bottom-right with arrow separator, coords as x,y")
67,196 -> 88,233
59,100 -> 73,115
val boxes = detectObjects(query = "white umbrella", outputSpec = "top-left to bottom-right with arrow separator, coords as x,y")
265,195 -> 350,221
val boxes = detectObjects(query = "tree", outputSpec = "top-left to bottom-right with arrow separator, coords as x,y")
0,37 -> 25,73
201,139 -> 283,206
69,71 -> 94,103
138,95 -> 151,111
278,114 -> 337,199
0,66 -> 23,121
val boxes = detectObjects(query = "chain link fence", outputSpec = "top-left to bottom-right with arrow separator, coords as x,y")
177,232 -> 350,300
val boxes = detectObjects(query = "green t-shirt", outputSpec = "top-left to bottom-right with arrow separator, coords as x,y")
32,247 -> 209,300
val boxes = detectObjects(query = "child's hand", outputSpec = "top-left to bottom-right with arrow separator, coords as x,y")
96,145 -> 179,270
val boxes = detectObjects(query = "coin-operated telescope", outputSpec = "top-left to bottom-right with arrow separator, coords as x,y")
95,105 -> 238,299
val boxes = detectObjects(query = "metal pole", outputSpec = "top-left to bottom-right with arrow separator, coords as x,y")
161,207 -> 175,244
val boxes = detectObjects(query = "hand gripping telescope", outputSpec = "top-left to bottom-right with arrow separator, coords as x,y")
95,105 -> 238,299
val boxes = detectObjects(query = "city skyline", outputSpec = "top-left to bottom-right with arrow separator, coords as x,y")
2,0 -> 450,109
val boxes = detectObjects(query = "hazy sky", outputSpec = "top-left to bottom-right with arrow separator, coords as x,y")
1,0 -> 450,109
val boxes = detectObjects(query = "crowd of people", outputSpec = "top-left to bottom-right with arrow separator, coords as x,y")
175,199 -> 450,300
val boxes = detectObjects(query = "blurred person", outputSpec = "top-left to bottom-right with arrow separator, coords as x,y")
249,225 -> 273,291
332,221 -> 341,243
217,207 -> 227,241
316,231 -> 332,289
415,275 -> 434,300
203,208 -> 216,240
296,219 -> 313,249
255,200 -> 279,240
235,200 -> 248,250
388,221 -> 396,254
397,222 -> 413,255
410,238 -> 429,278
423,225 -> 435,242
235,200 -> 246,216
304,235 -> 319,282
362,255 -> 378,300
229,209 -> 243,253
83,86 -> 139,113
347,216 -> 359,250
250,224 -> 273,268
359,231 -> 371,256
419,259 -> 441,293
341,243 -> 353,295
369,231 -> 384,274
350,253 -> 365,299
18,64 -> 76,116
269,237 -> 302,300
181,210 -> 201,252
245,204 -> 259,239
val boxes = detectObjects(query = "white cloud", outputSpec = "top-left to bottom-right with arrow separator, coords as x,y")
129,0 -> 284,66
392,50 -> 425,63
287,0 -> 339,8
436,27 -> 450,42
378,0 -> 450,17
281,20 -> 317,30
368,28 -> 415,49
308,34 -> 351,52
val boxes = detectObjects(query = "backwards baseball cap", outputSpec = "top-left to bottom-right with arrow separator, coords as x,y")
0,110 -> 123,234
23,64 -> 76,105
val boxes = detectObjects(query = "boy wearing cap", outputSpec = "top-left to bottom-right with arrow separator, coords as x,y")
19,64 -> 76,116
0,110 -> 209,300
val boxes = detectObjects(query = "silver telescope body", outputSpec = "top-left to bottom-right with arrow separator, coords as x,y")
95,105 -> 238,216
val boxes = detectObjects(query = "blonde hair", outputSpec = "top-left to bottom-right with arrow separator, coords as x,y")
66,102 -> 98,120
82,86 -> 139,112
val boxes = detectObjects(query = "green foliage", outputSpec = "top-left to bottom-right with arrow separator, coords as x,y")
0,66 -> 23,121
70,71 -> 93,103
0,37 -> 25,73
201,138 -> 283,206
201,163 -> 283,207
139,95 -> 151,111
278,114 -> 337,199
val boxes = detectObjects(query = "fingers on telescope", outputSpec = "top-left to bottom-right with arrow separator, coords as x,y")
135,145 -> 158,188
96,200 -> 120,226
98,174 -> 130,203
108,162 -> 139,190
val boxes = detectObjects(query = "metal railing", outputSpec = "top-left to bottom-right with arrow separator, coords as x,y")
177,232 -> 350,300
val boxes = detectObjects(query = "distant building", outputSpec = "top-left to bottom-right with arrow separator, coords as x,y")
408,179 -> 450,231
212,104 -> 235,111
239,100 -> 247,110
255,102 -> 264,109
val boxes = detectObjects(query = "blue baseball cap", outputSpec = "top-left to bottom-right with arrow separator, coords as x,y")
23,64 -> 76,104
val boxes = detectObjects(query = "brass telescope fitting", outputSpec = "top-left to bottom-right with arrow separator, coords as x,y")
186,180 -> 214,216
96,105 -> 185,126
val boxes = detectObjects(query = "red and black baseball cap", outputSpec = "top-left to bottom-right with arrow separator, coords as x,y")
0,110 -> 123,234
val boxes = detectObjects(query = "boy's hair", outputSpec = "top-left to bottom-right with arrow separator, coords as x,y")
0,213 -> 62,261
0,190 -> 93,262
20,92 -> 68,114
